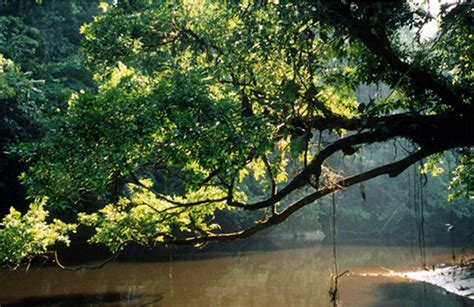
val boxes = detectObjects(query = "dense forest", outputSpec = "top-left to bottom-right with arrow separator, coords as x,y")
0,0 -> 473,269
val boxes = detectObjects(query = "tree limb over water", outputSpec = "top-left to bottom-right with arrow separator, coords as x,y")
1,0 -> 473,268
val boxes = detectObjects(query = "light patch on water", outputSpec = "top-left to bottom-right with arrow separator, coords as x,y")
353,263 -> 474,300
403,266 -> 474,299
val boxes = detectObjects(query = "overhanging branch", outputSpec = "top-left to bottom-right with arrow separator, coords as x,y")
231,111 -> 473,210
159,147 -> 433,246
327,1 -> 471,113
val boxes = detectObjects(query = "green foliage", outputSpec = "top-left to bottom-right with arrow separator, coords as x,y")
4,0 -> 471,257
78,180 -> 229,252
0,0 -> 101,186
25,0 -> 363,213
0,198 -> 76,268
0,54 -> 42,151
449,152 -> 474,201
0,0 -> 102,266
0,1 -> 99,110
0,16 -> 39,65
420,154 -> 445,177
22,67 -> 271,208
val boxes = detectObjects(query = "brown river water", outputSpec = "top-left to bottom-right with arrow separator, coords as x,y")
0,245 -> 473,306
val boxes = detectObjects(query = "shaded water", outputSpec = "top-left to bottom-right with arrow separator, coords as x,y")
1,245 -> 472,306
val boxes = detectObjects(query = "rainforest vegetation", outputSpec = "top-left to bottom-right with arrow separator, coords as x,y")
0,0 -> 473,268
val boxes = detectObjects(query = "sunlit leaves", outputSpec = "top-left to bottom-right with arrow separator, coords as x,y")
448,152 -> 474,201
78,182 -> 230,251
420,155 -> 445,177
13,0 -> 473,255
23,66 -> 271,210
0,198 -> 76,268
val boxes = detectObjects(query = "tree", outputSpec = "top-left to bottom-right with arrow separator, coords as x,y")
0,0 -> 100,214
2,0 -> 473,265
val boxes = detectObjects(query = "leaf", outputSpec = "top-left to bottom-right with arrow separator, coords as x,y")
289,134 -> 306,159
281,79 -> 300,104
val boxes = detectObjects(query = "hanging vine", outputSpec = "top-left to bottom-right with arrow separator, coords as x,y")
412,162 -> 427,269
328,192 -> 348,306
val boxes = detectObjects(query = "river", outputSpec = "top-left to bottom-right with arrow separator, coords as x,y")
0,244 -> 472,306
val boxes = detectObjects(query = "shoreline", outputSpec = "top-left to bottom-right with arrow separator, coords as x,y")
402,263 -> 474,301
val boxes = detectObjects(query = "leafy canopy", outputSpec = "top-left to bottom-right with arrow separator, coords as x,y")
0,198 -> 75,268
3,0 -> 472,265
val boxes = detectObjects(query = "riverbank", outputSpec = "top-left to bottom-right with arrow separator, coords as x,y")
403,261 -> 474,301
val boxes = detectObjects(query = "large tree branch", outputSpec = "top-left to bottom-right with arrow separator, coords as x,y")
159,147 -> 434,246
128,112 -> 471,215
327,1 -> 471,113
231,111 -> 473,210
51,145 -> 450,269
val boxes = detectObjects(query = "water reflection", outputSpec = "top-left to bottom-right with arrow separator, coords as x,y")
0,245 -> 472,306
371,282 -> 473,307
3,291 -> 162,306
